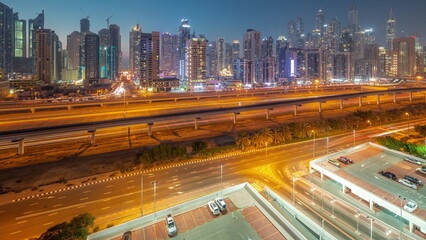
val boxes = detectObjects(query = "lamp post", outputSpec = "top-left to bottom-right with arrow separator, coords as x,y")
123,85 -> 126,118
405,112 -> 410,136
265,141 -> 268,157
355,212 -> 361,235
220,164 -> 224,197
353,130 -> 356,148
312,130 -> 316,160
152,181 -> 158,220
140,174 -> 144,217
367,120 -> 372,127
367,216 -> 374,240
398,195 -> 406,239
292,176 -> 298,205
386,229 -> 392,240
326,137 -> 329,155
310,187 -> 316,205
330,199 -> 336,218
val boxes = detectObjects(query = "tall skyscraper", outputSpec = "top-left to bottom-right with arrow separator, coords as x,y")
393,36 -> 424,77
224,43 -> 233,72
109,24 -> 121,80
34,29 -> 53,83
98,28 -> 111,79
288,18 -> 305,49
386,9 -> 397,50
66,31 -> 82,71
276,36 -> 289,79
13,13 -> 26,58
160,32 -> 178,75
140,32 -> 160,87
216,38 -> 225,73
261,37 -> 274,58
187,38 -> 207,84
243,29 -> 261,59
348,4 -> 359,35
207,41 -> 217,77
0,3 -> 13,75
80,17 -> 90,33
232,40 -> 240,61
129,24 -> 142,77
84,33 -> 99,80
316,9 -> 325,33
177,19 -> 191,83
28,9 -> 44,58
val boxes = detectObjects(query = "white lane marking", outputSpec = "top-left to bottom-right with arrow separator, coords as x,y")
9,231 -> 21,235
52,204 -> 62,208
76,205 -> 86,209
127,186 -> 135,189
43,222 -> 54,226
177,191 -> 184,195
101,206 -> 110,210
23,211 -> 34,215
80,197 -> 89,201
106,185 -> 114,188
104,192 -> 112,195
127,180 -> 135,183
29,203 -> 39,206
58,196 -> 66,199
83,190 -> 91,193
48,212 -> 58,216
16,220 -> 27,224
125,200 -> 134,204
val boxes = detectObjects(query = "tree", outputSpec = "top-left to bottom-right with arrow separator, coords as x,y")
192,141 -> 208,153
38,213 -> 95,240
237,132 -> 252,150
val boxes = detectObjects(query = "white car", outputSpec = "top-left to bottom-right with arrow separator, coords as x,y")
404,201 -> 418,213
215,197 -> 227,212
404,158 -> 423,165
398,178 -> 418,190
208,201 -> 220,216
165,214 -> 177,237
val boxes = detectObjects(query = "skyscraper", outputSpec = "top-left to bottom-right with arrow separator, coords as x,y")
393,36 -> 424,77
140,32 -> 160,87
288,18 -> 305,49
80,17 -> 90,33
316,10 -> 325,33
276,36 -> 289,80
243,29 -> 261,59
98,28 -> 111,79
232,40 -> 240,61
13,13 -> 26,58
66,31 -> 82,71
160,32 -> 178,75
28,9 -> 44,58
109,24 -> 121,80
348,4 -> 359,35
216,38 -> 225,73
177,19 -> 191,83
261,37 -> 274,58
0,3 -> 13,75
84,33 -> 99,80
34,29 -> 53,83
129,24 -> 142,78
187,38 -> 207,84
386,9 -> 397,50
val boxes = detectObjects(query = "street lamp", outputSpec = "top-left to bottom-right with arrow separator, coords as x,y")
123,85 -> 127,118
140,174 -> 144,217
385,229 -> 392,240
265,141 -> 268,157
326,137 -> 329,155
405,112 -> 410,136
355,212 -> 361,235
312,130 -> 316,160
353,130 -> 356,148
398,195 -> 406,239
310,187 -> 316,205
366,216 -> 374,240
220,164 -> 224,197
330,198 -> 336,218
292,175 -> 298,205
367,120 -> 372,127
152,181 -> 158,220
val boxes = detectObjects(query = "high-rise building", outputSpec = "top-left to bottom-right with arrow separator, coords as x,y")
160,32 -> 178,75
80,17 -> 90,33
224,43 -> 233,72
66,31 -> 82,71
109,24 -> 121,80
243,29 -> 261,59
261,37 -> 274,58
232,40 -> 240,61
13,13 -> 26,58
34,29 -> 54,83
84,33 -> 99,80
0,3 -> 13,75
28,10 -> 44,58
348,4 -> 359,35
393,37 -> 424,77
386,9 -> 397,50
288,18 -> 305,49
186,38 -> 207,85
140,32 -> 160,87
216,38 -> 225,73
276,36 -> 289,80
177,19 -> 191,83
98,28 -> 111,79
129,24 -> 142,78
207,41 -> 217,77
316,9 -> 325,33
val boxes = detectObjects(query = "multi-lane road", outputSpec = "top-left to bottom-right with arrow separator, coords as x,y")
1,120 -> 423,239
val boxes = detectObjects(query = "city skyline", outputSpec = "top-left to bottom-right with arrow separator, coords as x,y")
4,0 -> 426,68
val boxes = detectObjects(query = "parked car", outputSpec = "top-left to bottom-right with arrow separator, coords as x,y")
404,157 -> 423,165
340,156 -> 353,164
122,231 -> 132,240
328,159 -> 341,167
337,157 -> 350,165
417,168 -> 426,175
404,201 -> 418,213
398,178 -> 418,190
378,171 -> 397,180
208,201 -> 220,216
404,175 -> 423,186
215,197 -> 227,212
165,214 -> 177,237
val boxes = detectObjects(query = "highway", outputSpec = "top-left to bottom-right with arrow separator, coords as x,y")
0,88 -> 423,150
0,120 -> 423,239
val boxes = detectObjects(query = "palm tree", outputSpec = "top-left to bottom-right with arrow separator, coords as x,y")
278,124 -> 292,142
259,128 -> 273,145
237,132 -> 252,150
250,132 -> 264,148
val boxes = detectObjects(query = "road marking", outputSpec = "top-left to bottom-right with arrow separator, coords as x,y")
49,212 -> 58,216
101,206 -> 110,210
0,210 -> 5,213
127,180 -> 135,183
16,220 -> 27,224
127,186 -> 135,189
43,222 -> 54,226
77,205 -> 86,209
29,203 -> 39,206
83,190 -> 91,193
124,200 -> 134,204
9,231 -> 21,235
80,197 -> 89,201
23,211 -> 34,215
53,204 -> 62,208
106,185 -> 114,188
58,196 -> 66,199
104,191 -> 112,195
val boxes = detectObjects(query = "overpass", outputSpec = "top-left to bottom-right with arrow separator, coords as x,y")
4,87 -> 425,154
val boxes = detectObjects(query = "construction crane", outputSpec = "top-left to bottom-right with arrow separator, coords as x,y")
106,15 -> 113,28
80,8 -> 90,20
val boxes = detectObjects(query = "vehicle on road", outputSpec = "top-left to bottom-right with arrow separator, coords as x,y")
404,157 -> 423,165
215,197 -> 227,212
337,157 -> 350,165
416,168 -> 426,175
404,201 -> 418,213
378,171 -> 397,180
122,231 -> 132,240
398,178 -> 418,190
340,156 -> 353,163
208,201 -> 220,216
404,175 -> 423,186
328,159 -> 340,167
165,214 -> 177,237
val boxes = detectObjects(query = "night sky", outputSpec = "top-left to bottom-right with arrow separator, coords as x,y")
3,0 -> 426,68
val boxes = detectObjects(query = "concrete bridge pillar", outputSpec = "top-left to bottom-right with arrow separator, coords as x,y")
369,199 -> 374,210
11,138 -> 25,155
409,221 -> 414,232
266,108 -> 272,120
147,123 -> 154,137
233,113 -> 240,125
358,97 -> 362,107
88,129 -> 96,145
30,108 -> 35,114
342,185 -> 346,193
100,103 -> 104,107
293,105 -> 298,116
194,117 -> 201,130
377,95 -> 381,106
340,99 -> 344,110
393,93 -> 397,103
318,102 -> 323,113
409,92 -> 413,102
67,105 -> 72,110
